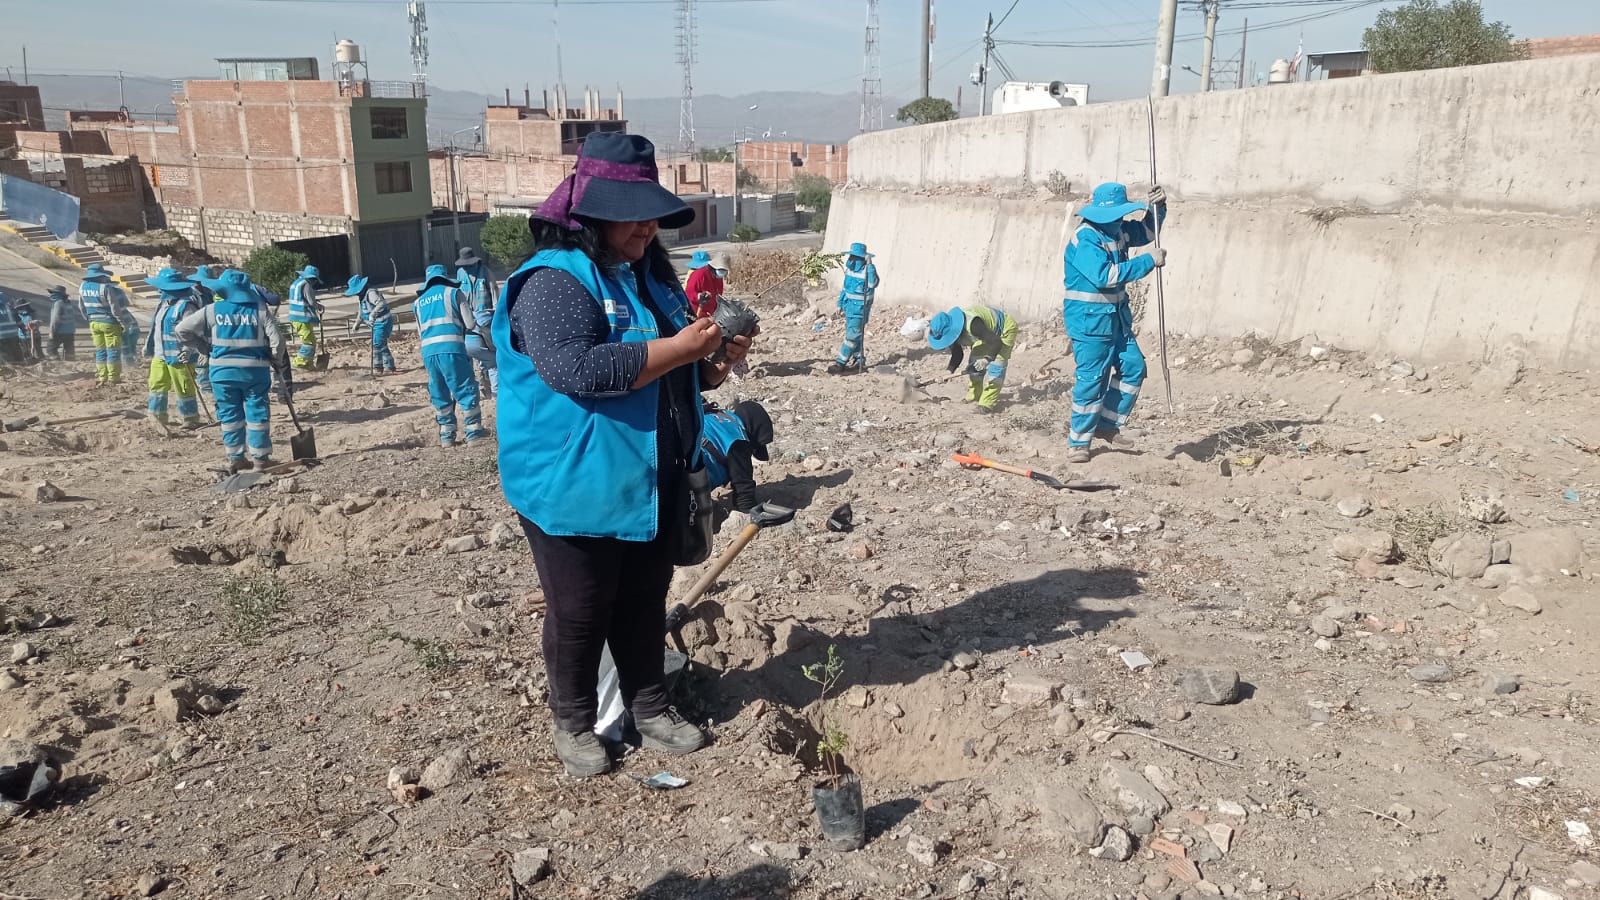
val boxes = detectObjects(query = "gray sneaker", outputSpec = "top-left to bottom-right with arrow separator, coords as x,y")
635,707 -> 711,755
1065,446 -> 1092,464
552,727 -> 612,777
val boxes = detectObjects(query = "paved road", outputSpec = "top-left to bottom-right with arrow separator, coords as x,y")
0,241 -> 80,307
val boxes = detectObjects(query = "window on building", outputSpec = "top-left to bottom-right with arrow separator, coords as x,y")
374,161 -> 413,195
370,107 -> 409,140
0,99 -> 27,123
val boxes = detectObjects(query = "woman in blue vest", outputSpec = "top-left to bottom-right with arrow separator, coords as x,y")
345,274 -> 397,375
492,132 -> 755,777
142,267 -> 204,429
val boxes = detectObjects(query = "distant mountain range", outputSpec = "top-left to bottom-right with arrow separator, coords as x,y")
26,73 -> 904,147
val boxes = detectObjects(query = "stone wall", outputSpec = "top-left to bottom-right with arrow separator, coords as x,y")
165,205 -> 353,262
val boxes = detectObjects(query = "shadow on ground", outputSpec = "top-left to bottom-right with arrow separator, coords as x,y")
1167,418 -> 1321,462
707,566 -> 1142,714
634,863 -> 796,899
307,404 -> 426,426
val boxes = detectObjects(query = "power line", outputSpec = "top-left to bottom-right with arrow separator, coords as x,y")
999,0 -> 1386,49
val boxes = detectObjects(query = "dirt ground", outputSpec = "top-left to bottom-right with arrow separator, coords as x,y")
0,263 -> 1597,900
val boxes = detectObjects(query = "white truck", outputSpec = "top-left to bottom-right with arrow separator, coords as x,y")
991,81 -> 1090,115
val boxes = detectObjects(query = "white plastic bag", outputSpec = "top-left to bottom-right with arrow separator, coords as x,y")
900,317 -> 929,339
595,642 -> 626,742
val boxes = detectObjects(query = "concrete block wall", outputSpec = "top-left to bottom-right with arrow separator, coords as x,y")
165,204 -> 353,262
829,55 -> 1600,366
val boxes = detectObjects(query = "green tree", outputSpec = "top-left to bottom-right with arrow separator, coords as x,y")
241,245 -> 309,297
695,147 -> 733,162
480,214 -> 534,268
896,97 -> 958,126
736,166 -> 761,190
792,173 -> 833,213
1362,0 -> 1527,73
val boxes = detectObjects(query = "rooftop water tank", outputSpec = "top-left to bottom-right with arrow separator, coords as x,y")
1268,58 -> 1292,84
335,39 -> 363,65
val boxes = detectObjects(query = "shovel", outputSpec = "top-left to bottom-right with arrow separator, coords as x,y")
283,394 -> 318,461
952,450 -> 1119,492
313,318 -> 331,371
593,501 -> 796,741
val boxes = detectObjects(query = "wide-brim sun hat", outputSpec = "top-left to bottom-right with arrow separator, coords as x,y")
1078,181 -> 1148,224
48,286 -> 67,299
688,249 -> 711,270
847,242 -> 873,259
296,265 -> 321,280
422,264 -> 459,290
926,307 -> 966,350
84,263 -> 113,280
187,265 -> 214,282
147,268 -> 194,293
454,248 -> 483,268
207,269 -> 261,303
345,275 -> 370,296
534,132 -> 695,231
709,252 -> 731,272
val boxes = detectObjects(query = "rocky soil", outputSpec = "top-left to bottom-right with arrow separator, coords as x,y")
0,277 -> 1596,900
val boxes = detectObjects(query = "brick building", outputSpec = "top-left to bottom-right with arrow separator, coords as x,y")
0,82 -> 45,154
737,140 -> 848,192
1525,34 -> 1600,59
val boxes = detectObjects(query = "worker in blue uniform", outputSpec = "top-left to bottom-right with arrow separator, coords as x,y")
175,269 -> 290,472
186,266 -> 215,393
413,264 -> 486,447
699,400 -> 774,514
47,286 -> 80,361
455,248 -> 498,397
827,242 -> 880,375
287,264 -> 323,368
345,274 -> 397,375
1061,182 -> 1167,463
79,263 -> 130,384
143,267 -> 204,429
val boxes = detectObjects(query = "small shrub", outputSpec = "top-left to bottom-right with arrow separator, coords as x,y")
728,223 -> 762,243
1043,170 -> 1072,198
241,245 -> 310,297
375,629 -> 460,673
221,576 -> 286,641
809,209 -> 829,233
793,173 -> 834,213
802,645 -> 850,785
480,214 -> 534,268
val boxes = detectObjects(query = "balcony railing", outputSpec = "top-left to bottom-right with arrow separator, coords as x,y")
339,80 -> 426,99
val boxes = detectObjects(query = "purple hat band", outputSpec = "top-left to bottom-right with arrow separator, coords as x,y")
534,157 -> 661,230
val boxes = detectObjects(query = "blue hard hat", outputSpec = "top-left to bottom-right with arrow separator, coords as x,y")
1078,182 -> 1148,224
926,307 -> 966,350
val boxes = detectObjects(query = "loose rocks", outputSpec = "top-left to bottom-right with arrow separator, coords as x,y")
1408,663 -> 1454,684
1177,667 -> 1241,705
32,481 -> 65,503
1482,673 -> 1521,696
1099,763 -> 1171,818
1428,533 -> 1492,580
1002,673 -> 1063,708
1036,784 -> 1105,847
1331,530 -> 1397,563
1500,587 -> 1544,615
443,534 -> 483,554
511,848 -> 552,886
1089,825 -> 1134,862
420,746 -> 472,792
1335,496 -> 1372,518
906,834 -> 943,867
1310,617 -> 1342,638
1509,528 -> 1585,576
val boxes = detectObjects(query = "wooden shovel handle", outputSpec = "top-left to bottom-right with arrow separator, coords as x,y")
681,522 -> 761,608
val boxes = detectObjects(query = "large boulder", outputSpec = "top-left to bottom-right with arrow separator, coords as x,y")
1428,533 -> 1492,580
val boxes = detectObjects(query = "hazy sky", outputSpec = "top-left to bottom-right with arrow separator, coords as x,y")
4,0 -> 1594,109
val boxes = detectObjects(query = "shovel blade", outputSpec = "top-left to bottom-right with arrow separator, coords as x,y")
289,427 -> 317,461
1029,471 -> 1069,490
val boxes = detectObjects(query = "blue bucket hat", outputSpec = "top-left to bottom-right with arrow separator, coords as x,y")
296,264 -> 321,280
345,274 -> 370,296
847,242 -> 873,259
187,265 -> 214,282
926,307 -> 967,351
688,249 -> 712,270
422,264 -> 459,290
206,269 -> 261,303
534,132 -> 694,231
1078,182 -> 1147,224
48,286 -> 67,300
84,262 -> 114,280
146,266 -> 194,293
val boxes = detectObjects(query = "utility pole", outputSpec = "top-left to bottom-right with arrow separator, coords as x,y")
1199,0 -> 1219,92
919,0 -> 932,97
1238,17 -> 1248,88
21,46 -> 27,84
979,13 -> 994,115
117,70 -> 128,116
1152,0 -> 1179,97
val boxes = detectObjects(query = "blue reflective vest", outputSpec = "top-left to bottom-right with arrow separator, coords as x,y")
288,277 -> 320,323
838,258 -> 879,311
357,289 -> 392,325
80,280 -> 125,325
492,247 -> 704,541
415,284 -> 468,358
211,296 -> 274,374
148,293 -> 199,364
457,267 -> 494,315
700,407 -> 747,489
51,298 -> 79,334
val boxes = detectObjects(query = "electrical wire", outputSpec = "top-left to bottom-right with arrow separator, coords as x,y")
999,0 -> 1387,48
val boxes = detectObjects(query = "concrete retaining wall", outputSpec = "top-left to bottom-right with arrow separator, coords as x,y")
829,56 -> 1600,365
166,205 -> 352,262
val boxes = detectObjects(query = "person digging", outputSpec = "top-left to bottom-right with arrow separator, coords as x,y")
926,304 -> 1018,413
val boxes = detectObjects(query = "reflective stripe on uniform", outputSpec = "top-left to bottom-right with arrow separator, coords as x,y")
1064,289 -> 1125,303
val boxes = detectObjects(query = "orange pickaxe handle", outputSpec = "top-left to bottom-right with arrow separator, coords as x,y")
951,451 -> 1033,478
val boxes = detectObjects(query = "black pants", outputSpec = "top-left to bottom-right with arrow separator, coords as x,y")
50,333 -> 75,361
520,516 -> 674,733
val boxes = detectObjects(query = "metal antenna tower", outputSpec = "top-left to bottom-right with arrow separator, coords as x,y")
407,0 -> 429,94
676,0 -> 697,152
860,0 -> 883,132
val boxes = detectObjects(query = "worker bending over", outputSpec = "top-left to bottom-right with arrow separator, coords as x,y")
926,304 -> 1018,412
828,242 -> 880,375
414,265 -> 486,447
700,400 -> 774,514
1062,182 -> 1167,463
455,248 -> 499,396
143,267 -> 204,429
345,275 -> 397,375
177,269 -> 290,472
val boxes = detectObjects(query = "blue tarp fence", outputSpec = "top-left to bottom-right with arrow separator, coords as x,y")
0,175 -> 81,239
